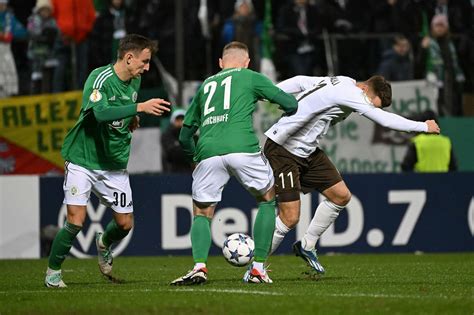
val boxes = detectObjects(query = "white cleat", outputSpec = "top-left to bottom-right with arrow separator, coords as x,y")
243,266 -> 273,284
170,267 -> 208,285
96,232 -> 113,276
45,268 -> 67,288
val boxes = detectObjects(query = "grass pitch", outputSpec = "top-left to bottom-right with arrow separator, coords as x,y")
0,253 -> 473,314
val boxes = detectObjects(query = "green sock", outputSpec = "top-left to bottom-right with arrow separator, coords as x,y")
191,215 -> 212,264
102,220 -> 130,248
253,198 -> 276,263
48,221 -> 82,270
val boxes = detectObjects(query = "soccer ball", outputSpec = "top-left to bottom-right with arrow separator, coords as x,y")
222,233 -> 255,267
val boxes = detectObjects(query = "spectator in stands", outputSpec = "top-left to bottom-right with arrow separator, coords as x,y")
369,0 -> 405,40
161,109 -> 193,174
221,0 -> 261,71
418,14 -> 465,116
89,0 -> 127,71
51,0 -> 96,92
377,35 -> 414,81
437,0 -> 474,95
401,110 -> 457,172
0,0 -> 26,98
316,0 -> 372,79
276,0 -> 321,78
27,0 -> 58,94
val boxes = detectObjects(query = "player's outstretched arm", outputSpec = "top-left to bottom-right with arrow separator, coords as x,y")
425,120 -> 441,134
137,98 -> 171,116
363,107 -> 428,133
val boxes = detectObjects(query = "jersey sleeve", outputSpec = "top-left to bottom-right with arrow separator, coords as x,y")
330,83 -> 375,115
362,107 -> 428,132
82,73 -> 137,122
276,76 -> 322,94
252,72 -> 284,101
183,90 -> 202,128
252,72 -> 298,113
82,72 -> 109,112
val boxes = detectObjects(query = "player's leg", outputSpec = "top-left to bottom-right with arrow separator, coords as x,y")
263,139 -> 304,254
93,170 -> 134,276
245,186 -> 275,283
45,162 -> 94,288
190,202 -> 214,271
301,181 -> 350,250
226,152 -> 276,283
170,156 -> 229,285
294,149 -> 349,274
170,202 -> 216,285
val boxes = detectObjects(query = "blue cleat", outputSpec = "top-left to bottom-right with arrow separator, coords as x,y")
292,240 -> 325,274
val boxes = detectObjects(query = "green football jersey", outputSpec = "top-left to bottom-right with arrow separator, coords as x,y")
61,65 -> 141,170
184,67 -> 284,162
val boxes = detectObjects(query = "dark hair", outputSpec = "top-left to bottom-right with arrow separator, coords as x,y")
366,75 -> 392,108
222,41 -> 249,55
117,34 -> 158,59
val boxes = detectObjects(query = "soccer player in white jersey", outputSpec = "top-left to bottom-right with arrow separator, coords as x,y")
264,75 -> 440,274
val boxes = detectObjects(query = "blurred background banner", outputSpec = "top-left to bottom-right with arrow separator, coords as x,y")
1,80 -> 472,175
0,91 -> 81,174
28,173 -> 473,259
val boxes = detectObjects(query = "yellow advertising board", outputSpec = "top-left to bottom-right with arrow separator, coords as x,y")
0,91 -> 82,174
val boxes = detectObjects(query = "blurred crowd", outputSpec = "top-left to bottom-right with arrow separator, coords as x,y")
1,0 -> 473,115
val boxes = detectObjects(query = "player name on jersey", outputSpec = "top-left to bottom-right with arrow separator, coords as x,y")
202,114 -> 229,127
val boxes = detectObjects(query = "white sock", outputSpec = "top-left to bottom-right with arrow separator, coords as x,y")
98,234 -> 106,248
270,216 -> 291,255
194,263 -> 206,270
252,261 -> 265,273
302,200 -> 345,250
47,267 -> 61,275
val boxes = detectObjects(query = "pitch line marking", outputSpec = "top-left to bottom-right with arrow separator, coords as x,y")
171,288 -> 283,296
0,289 -> 470,300
0,288 -> 282,296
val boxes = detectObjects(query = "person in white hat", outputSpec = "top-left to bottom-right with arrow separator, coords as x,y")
27,0 -> 58,93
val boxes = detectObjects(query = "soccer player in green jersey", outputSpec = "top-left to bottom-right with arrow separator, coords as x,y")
170,41 -> 298,285
45,34 -> 171,288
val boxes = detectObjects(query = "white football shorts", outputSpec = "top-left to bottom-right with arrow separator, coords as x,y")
192,152 -> 274,203
63,161 -> 134,213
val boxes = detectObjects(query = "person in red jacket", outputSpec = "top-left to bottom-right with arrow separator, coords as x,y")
51,0 -> 96,92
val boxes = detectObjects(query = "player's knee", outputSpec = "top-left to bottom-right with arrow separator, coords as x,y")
115,216 -> 134,231
279,208 -> 300,228
336,190 -> 351,207
327,188 -> 351,207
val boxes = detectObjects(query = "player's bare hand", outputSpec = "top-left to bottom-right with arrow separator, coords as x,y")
129,115 -> 140,132
425,120 -> 440,134
137,98 -> 171,116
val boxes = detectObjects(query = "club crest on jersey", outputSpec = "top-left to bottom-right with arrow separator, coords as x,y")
132,91 -> 137,102
90,89 -> 103,102
109,119 -> 124,129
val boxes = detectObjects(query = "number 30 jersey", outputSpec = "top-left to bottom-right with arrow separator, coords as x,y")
184,67 -> 294,162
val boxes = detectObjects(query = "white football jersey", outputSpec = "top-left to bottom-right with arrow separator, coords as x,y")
265,76 -> 427,158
